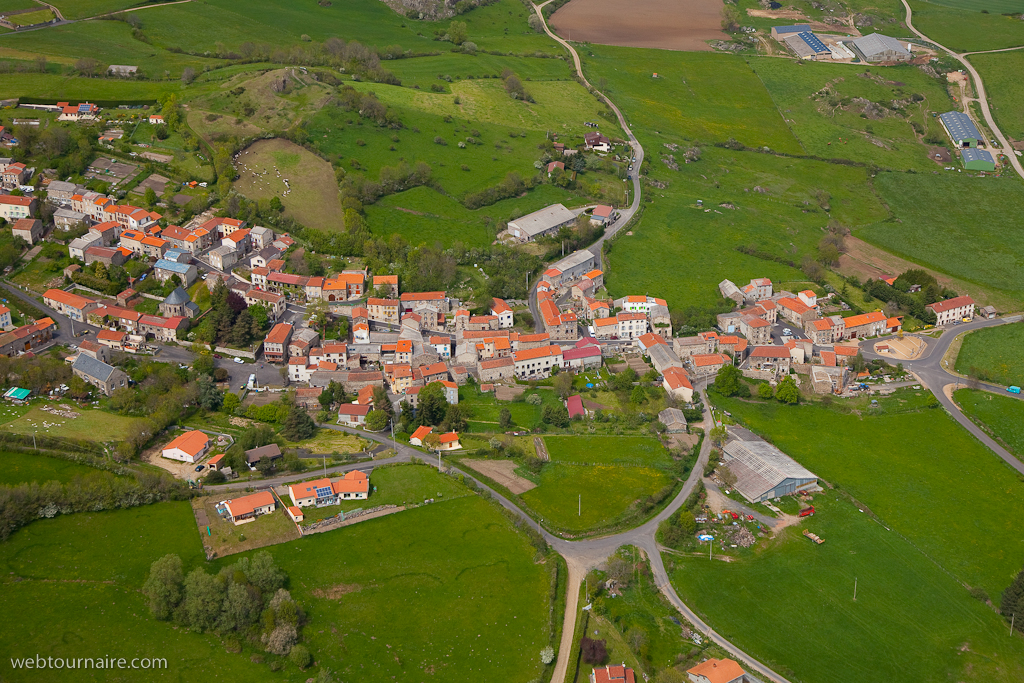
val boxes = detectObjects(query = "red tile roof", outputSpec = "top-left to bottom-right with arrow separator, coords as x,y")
927,295 -> 976,313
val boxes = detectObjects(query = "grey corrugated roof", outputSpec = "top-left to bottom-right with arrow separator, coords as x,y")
961,148 -> 994,165
723,437 -> 817,502
941,111 -> 983,143
773,24 -> 810,34
73,354 -> 117,382
154,259 -> 192,274
508,204 -> 577,238
550,249 -> 595,273
852,33 -> 910,58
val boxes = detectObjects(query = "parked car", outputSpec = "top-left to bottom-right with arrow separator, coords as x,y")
799,506 -> 815,517
194,465 -> 204,472
213,354 -> 222,359
233,357 -> 244,364
1008,386 -> 1021,394
782,328 -> 792,335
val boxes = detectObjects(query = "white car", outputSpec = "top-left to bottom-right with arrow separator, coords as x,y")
782,328 -> 792,335
233,357 -> 245,364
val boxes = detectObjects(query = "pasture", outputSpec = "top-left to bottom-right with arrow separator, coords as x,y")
365,184 -> 579,249
604,145 -> 886,310
858,173 -> 1024,305
972,50 -> 1024,141
543,434 -> 673,466
749,57 -> 953,170
955,388 -> 1024,457
0,450 -> 104,486
0,402 -> 142,442
519,464 -> 672,532
234,138 -> 343,230
907,0 -> 1024,52
713,388 -> 1024,599
669,494 -> 1024,683
582,46 -> 804,153
47,0 -> 144,19
458,384 -> 566,432
253,494 -> 556,682
0,486 -> 557,681
5,8 -> 54,25
550,0 -> 728,51
955,321 -> 1024,385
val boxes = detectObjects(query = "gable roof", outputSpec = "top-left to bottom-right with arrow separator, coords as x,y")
72,354 -> 119,382
927,295 -> 976,313
843,311 -> 885,328
163,429 -> 209,457
686,658 -> 746,683
224,491 -> 274,518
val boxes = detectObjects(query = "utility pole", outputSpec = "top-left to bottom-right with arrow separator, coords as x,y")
709,538 -> 713,561
323,455 -> 326,477
578,493 -> 581,517
853,577 -> 858,601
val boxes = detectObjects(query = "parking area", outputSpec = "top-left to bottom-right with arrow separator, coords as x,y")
771,321 -> 807,343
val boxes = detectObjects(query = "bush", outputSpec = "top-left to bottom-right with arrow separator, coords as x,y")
581,637 -> 608,665
205,470 -> 226,484
526,394 -> 542,406
289,644 -> 312,669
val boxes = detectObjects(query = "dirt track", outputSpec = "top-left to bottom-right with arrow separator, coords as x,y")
550,0 -> 729,52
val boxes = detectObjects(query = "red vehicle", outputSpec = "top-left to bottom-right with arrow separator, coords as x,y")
746,514 -> 754,521
730,512 -> 740,520
799,506 -> 816,517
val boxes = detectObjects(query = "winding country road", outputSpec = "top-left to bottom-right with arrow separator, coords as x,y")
527,0 -> 647,333
900,0 -> 1024,180
860,317 -> 1024,475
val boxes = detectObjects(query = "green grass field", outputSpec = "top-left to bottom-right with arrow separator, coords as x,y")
858,173 -> 1024,304
909,0 -> 1024,52
583,46 -> 803,154
604,145 -> 887,309
0,450 -> 105,486
1,402 -> 143,442
0,486 -> 557,680
971,50 -> 1024,141
955,322 -> 1024,384
458,384 -> 565,432
246,494 -> 555,682
6,8 -> 54,25
669,494 -> 1024,683
47,0 -> 147,20
714,388 -> 1024,599
520,464 -> 671,532
234,138 -> 343,230
365,184 -> 580,248
289,464 -> 472,526
543,435 -> 672,466
955,388 -> 1024,456
748,58 -> 953,170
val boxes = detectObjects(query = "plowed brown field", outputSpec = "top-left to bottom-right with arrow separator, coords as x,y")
549,0 -> 728,52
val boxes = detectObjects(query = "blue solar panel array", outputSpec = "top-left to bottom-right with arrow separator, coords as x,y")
316,485 -> 333,499
798,32 -> 829,54
78,103 -> 91,113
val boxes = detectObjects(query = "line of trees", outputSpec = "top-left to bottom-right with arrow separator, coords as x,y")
0,470 -> 190,540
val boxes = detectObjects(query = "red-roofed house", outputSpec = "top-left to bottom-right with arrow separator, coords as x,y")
0,195 -> 36,222
746,345 -> 792,374
437,432 -> 461,451
338,403 -> 371,426
927,295 -> 976,325
776,296 -> 819,326
591,664 -> 635,683
490,298 -> 513,328
686,657 -> 746,683
43,289 -> 99,322
662,367 -> 694,402
222,491 -> 276,525
841,311 -> 886,339
513,344 -> 564,379
690,353 -> 730,377
161,430 -> 210,464
410,425 -> 433,446
562,343 -> 602,370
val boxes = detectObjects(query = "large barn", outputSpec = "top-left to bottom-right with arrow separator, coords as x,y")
850,33 -> 911,63
722,436 -> 818,503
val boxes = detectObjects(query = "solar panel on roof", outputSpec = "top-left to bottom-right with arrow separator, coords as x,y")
315,486 -> 332,498
798,32 -> 828,53
78,104 -> 91,112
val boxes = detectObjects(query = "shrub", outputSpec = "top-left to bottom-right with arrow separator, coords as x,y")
289,644 -> 312,669
526,394 -> 542,406
581,637 -> 608,665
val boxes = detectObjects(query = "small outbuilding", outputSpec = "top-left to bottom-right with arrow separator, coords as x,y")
658,407 -> 687,433
960,147 -> 995,171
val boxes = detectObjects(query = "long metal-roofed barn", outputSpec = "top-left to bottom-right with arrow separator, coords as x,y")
850,33 -> 911,62
960,147 -> 996,171
722,435 -> 818,503
507,204 -> 577,241
784,31 -> 831,59
770,24 -> 810,41
939,111 -> 982,148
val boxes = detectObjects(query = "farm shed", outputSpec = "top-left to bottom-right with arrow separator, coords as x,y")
771,24 -> 811,41
507,204 -> 577,241
960,147 -> 995,172
939,111 -> 982,148
850,33 -> 911,62
722,435 -> 817,503
784,32 -> 831,60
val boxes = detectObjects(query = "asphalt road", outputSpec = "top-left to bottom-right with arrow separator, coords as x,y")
859,318 -> 1024,476
900,0 -> 1024,180
528,0 -> 646,334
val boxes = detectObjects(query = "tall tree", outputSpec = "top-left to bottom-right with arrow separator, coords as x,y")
418,382 -> 447,426
282,404 -> 316,440
143,554 -> 183,620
